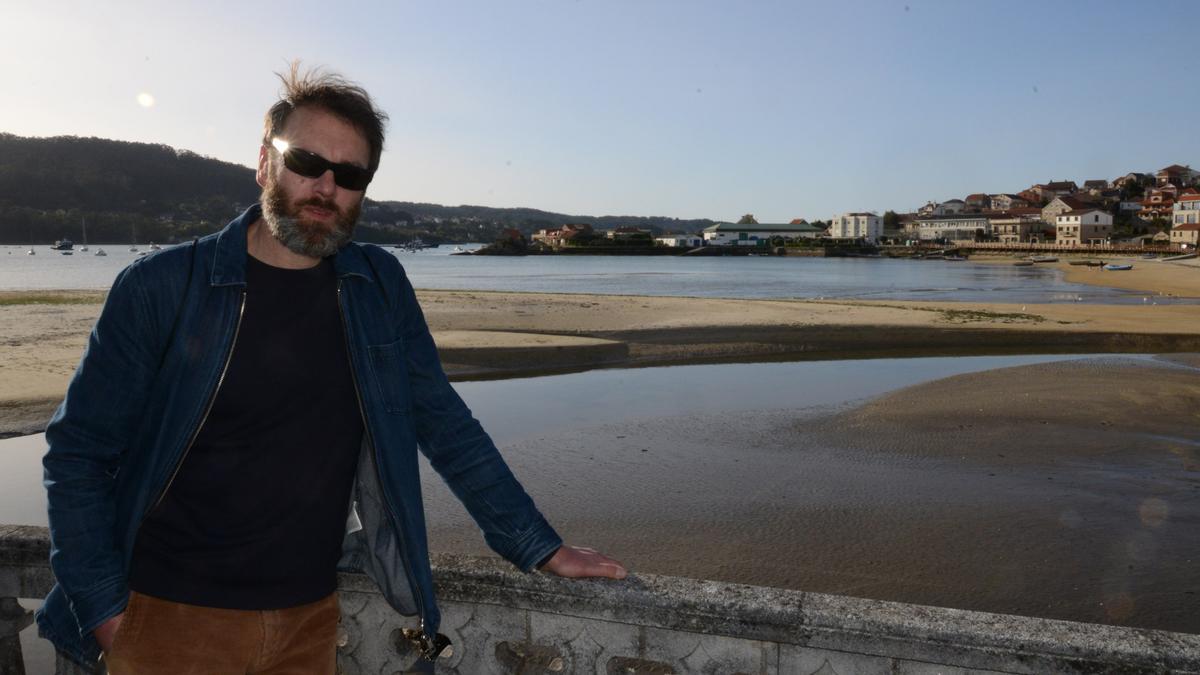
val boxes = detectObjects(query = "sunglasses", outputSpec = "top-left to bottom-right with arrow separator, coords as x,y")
271,138 -> 374,191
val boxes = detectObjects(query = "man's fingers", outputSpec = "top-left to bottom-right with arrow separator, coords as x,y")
543,544 -> 628,579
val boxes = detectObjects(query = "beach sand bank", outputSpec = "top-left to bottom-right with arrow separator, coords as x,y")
422,355 -> 1200,633
2,274 -> 1199,435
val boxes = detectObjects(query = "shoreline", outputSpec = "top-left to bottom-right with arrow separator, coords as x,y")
1,259 -> 1198,436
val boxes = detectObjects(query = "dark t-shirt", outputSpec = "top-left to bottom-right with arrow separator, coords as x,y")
130,254 -> 364,609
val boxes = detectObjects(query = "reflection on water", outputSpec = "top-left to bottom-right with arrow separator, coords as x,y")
0,353 -> 1091,528
4,352 -> 1194,633
1,246 -> 1189,304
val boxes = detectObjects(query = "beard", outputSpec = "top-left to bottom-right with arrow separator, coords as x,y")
261,171 -> 361,258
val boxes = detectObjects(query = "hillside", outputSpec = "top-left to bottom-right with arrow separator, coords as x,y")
0,133 -> 714,245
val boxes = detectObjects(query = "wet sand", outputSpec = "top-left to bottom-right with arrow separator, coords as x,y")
3,281 -> 1200,436
421,355 -> 1200,633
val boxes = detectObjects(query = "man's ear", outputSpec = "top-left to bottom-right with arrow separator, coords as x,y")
256,145 -> 270,188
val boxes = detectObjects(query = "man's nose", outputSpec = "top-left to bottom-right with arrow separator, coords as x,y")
312,168 -> 337,197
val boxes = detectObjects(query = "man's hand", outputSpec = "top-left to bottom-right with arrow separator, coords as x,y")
93,612 -> 124,652
540,545 -> 627,579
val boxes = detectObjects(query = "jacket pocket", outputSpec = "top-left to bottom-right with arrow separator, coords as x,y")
367,339 -> 412,414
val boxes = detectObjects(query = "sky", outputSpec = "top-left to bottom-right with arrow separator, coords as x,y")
3,0 -> 1198,223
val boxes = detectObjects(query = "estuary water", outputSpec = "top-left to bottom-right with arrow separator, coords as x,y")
0,353 -> 1092,529
0,243 -> 1182,304
5,353 -> 1195,634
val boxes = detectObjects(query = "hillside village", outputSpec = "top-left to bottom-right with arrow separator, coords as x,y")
525,164 -> 1200,253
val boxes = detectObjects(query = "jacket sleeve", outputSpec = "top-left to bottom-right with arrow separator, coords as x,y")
43,263 -> 160,636
394,271 -> 563,572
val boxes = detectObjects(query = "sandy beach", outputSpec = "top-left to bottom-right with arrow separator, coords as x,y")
1,262 -> 1198,632
1,258 -> 1198,436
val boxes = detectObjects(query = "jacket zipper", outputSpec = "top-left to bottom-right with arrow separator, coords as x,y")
144,288 -> 247,517
337,280 -> 430,641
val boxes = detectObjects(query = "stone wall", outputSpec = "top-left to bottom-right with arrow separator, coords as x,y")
3,525 -> 1198,674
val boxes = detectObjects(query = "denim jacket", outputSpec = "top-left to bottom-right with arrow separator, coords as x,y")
37,205 -> 562,666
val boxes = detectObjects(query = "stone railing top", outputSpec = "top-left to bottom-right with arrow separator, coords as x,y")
6,525 -> 1199,673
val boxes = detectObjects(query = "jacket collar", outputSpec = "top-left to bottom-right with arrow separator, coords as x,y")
210,204 -> 375,286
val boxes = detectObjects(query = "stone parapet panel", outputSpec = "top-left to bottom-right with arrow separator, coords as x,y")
2,526 -> 1198,674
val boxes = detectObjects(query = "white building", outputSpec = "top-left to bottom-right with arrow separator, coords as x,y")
914,214 -> 991,241
655,234 -> 704,248
1172,193 -> 1200,227
828,212 -> 883,242
1055,209 -> 1113,246
702,222 -> 825,246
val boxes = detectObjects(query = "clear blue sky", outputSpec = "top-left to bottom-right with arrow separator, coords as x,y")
3,1 -> 1198,222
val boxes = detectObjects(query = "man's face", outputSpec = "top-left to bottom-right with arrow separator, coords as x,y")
257,106 -> 372,258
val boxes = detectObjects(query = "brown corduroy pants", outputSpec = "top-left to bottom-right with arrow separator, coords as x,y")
101,591 -> 339,675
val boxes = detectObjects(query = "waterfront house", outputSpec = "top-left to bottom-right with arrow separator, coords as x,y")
990,194 -> 1031,211
531,223 -> 595,248
655,234 -> 704,248
1082,179 -> 1109,194
989,211 -> 1046,244
940,199 -> 967,214
1032,181 -> 1079,201
1139,189 -> 1177,222
1173,192 -> 1200,227
1055,209 -> 1113,246
1170,223 -> 1200,250
965,193 -> 991,211
1157,164 -> 1200,188
702,221 -> 824,246
1113,172 -> 1153,190
605,226 -> 652,241
915,214 -> 991,242
1042,196 -> 1091,227
829,212 -> 883,242
1017,188 -> 1043,205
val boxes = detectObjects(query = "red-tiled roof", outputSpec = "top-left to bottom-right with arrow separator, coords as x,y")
1173,224 -> 1200,231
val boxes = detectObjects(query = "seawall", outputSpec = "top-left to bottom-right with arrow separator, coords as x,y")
2,525 -> 1197,674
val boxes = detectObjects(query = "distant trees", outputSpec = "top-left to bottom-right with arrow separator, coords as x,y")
883,210 -> 901,229
737,213 -> 758,225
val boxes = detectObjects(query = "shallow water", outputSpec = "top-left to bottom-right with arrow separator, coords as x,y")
5,352 -> 1194,634
1,244 -> 1188,304
0,354 -> 1083,529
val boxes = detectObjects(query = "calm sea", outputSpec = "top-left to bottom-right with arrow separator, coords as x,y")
0,243 -> 1182,304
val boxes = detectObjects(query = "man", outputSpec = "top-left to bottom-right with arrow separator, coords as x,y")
37,65 -> 625,674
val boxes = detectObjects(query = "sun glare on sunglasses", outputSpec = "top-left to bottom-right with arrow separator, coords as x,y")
271,138 -> 374,191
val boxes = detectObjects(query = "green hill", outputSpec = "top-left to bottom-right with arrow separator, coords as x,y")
0,133 -> 714,245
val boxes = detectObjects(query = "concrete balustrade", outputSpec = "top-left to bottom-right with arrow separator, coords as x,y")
2,525 -> 1197,674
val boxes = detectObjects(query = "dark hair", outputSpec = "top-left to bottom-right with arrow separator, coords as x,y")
263,61 -> 388,173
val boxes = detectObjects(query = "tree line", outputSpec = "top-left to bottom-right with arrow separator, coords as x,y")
0,132 -> 717,245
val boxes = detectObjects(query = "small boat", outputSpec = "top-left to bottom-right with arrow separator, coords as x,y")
1013,261 -> 1034,267
26,248 -> 35,255
1084,260 -> 1104,267
1029,256 -> 1058,263
1141,254 -> 1156,259
942,255 -> 967,261
94,248 -> 107,257
1103,264 -> 1133,271
1068,260 -> 1091,266
51,238 -> 74,251
1162,252 -> 1198,262
149,243 -> 162,251
61,250 -> 73,256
